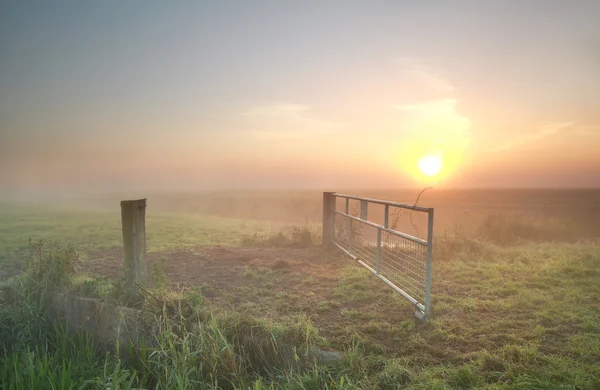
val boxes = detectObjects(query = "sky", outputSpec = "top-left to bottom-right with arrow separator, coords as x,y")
1,1 -> 599,196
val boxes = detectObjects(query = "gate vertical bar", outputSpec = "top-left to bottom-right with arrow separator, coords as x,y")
348,219 -> 353,254
346,197 -> 352,253
331,204 -> 336,244
384,205 -> 389,228
424,208 -> 434,320
376,229 -> 381,274
360,200 -> 368,220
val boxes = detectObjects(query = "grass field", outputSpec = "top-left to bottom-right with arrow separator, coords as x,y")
1,189 -> 599,389
0,203 -> 277,278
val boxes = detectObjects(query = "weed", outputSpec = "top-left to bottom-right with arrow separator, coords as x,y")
184,287 -> 207,310
449,364 -> 482,389
340,309 -> 368,321
316,300 -> 338,313
374,360 -> 413,389
151,256 -> 168,292
24,239 -> 82,287
71,275 -> 115,299
241,225 -> 320,248
243,266 -> 273,281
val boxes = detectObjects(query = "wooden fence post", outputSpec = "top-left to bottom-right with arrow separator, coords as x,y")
121,199 -> 147,302
322,192 -> 335,249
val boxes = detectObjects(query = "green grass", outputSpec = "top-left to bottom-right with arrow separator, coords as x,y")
1,202 -> 600,389
216,237 -> 600,388
0,203 -> 271,276
0,265 -> 346,389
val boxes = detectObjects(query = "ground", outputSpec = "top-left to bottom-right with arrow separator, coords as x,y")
2,196 -> 600,388
84,245 -> 415,353
82,240 -> 600,374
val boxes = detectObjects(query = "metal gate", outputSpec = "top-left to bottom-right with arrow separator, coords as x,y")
325,193 -> 434,320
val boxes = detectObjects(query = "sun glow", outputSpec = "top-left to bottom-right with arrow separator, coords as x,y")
392,99 -> 471,184
418,155 -> 443,177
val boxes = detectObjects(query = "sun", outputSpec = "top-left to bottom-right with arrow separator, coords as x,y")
418,155 -> 443,177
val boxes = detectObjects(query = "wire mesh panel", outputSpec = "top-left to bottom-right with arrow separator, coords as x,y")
334,212 -> 351,251
330,193 -> 434,320
380,231 -> 427,305
347,220 -> 379,270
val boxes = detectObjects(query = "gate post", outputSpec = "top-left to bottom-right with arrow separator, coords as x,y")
322,192 -> 335,249
121,199 -> 147,302
424,208 -> 434,320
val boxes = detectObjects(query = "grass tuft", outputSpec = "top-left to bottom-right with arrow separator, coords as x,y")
241,225 -> 321,248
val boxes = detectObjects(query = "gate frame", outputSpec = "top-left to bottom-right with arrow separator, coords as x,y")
322,192 -> 434,321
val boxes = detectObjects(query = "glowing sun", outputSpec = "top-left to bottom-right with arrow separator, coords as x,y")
418,155 -> 443,177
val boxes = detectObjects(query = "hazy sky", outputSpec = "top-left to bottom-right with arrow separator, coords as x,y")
1,1 -> 599,195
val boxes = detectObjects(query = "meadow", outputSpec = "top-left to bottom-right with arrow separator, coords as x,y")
1,189 -> 599,389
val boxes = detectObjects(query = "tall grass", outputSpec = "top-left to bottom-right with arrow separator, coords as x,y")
432,211 -> 597,262
476,213 -> 576,245
0,242 -> 355,389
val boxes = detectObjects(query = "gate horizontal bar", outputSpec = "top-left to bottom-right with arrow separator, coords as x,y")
334,211 -> 427,246
333,241 -> 425,312
334,193 -> 432,213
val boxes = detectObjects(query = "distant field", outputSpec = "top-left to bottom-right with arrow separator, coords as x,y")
2,188 -> 599,272
47,188 -> 600,236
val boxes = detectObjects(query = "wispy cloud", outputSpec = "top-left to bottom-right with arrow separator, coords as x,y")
394,98 -> 470,142
249,131 -> 308,141
396,57 -> 455,94
242,103 -> 344,140
395,98 -> 461,115
242,103 -> 310,118
492,121 -> 576,152
573,125 -> 599,137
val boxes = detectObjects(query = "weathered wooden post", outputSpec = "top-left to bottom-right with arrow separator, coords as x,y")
322,192 -> 335,249
121,199 -> 147,302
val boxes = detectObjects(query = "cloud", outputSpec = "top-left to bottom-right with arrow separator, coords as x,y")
242,103 -> 310,118
573,125 -> 599,137
250,131 -> 308,140
413,69 -> 455,94
396,57 -> 455,94
394,98 -> 471,142
396,98 -> 462,114
241,103 -> 344,140
492,121 -> 576,152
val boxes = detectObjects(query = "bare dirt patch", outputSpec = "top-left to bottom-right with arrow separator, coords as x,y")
84,245 -> 413,353
85,246 -> 342,292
